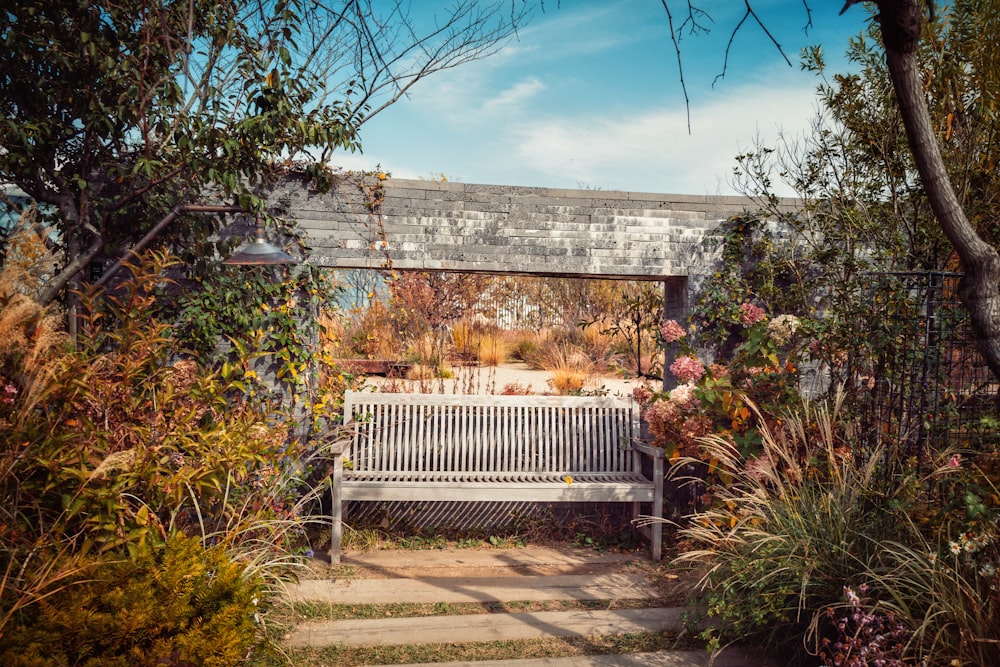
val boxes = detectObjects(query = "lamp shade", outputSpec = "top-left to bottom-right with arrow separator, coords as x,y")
222,216 -> 299,265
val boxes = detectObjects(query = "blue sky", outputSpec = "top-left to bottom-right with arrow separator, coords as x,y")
333,1 -> 871,196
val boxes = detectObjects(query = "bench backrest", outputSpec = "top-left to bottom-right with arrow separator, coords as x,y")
342,391 -> 642,476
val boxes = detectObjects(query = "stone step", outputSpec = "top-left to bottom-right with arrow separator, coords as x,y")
338,547 -> 639,577
284,607 -> 688,648
284,572 -> 659,605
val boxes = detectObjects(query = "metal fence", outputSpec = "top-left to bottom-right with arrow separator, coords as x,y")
854,272 -> 1000,461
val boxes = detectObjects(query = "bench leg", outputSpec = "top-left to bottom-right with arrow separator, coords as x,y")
329,459 -> 344,565
330,499 -> 343,564
650,456 -> 664,561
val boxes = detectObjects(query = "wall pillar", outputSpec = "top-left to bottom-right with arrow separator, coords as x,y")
662,277 -> 689,392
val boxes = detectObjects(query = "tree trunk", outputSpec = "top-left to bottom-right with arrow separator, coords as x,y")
877,0 -> 1000,379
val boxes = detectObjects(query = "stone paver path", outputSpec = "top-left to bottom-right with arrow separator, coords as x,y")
282,547 -> 774,666
283,572 -> 657,605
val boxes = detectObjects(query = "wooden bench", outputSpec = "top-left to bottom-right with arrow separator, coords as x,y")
328,391 -> 665,563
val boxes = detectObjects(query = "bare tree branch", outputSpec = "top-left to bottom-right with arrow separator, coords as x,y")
715,1 -> 793,87
659,1 -> 797,133
661,1 -> 692,133
296,1 -> 533,128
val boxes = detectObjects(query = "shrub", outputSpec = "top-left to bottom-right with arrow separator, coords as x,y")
817,584 -> 911,667
638,307 -> 816,465
500,381 -> 533,395
2,253 -> 313,558
405,362 -> 436,381
0,248 -> 344,649
509,330 -> 545,366
863,497 -> 1000,665
343,298 -> 399,360
675,393 -> 999,665
538,344 -> 595,395
579,323 -> 620,374
0,534 -> 263,667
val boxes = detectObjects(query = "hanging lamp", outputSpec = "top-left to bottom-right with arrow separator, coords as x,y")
222,214 -> 298,265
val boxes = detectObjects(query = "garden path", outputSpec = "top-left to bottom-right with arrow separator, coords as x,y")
281,546 -> 776,666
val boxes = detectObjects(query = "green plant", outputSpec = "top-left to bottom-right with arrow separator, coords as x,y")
851,537 -> 999,667
488,535 -> 527,549
639,305 -> 815,472
0,534 -> 264,667
395,535 -> 447,550
852,466 -> 1000,667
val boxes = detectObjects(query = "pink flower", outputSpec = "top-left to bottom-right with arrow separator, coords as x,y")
660,319 -> 686,344
739,303 -> 767,327
948,454 -> 962,468
632,384 -> 653,406
670,355 -> 705,383
708,363 -> 728,379
643,399 -> 682,433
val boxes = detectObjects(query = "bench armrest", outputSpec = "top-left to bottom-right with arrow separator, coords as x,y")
328,438 -> 348,457
632,440 -> 666,459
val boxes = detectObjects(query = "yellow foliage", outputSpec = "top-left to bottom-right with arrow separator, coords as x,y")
0,210 -> 68,417
475,332 -> 508,366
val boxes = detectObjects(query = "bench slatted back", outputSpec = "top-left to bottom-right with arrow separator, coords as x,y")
342,392 -> 642,477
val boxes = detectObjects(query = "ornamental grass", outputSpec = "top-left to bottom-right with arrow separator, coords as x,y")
673,393 -> 998,665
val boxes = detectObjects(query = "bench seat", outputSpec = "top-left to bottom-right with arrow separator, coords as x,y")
329,391 -> 665,562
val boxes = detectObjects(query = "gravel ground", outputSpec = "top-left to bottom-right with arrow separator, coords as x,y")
363,362 -> 653,397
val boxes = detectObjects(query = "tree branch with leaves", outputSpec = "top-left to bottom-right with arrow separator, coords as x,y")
0,0 -> 532,308
659,0 -> 1000,380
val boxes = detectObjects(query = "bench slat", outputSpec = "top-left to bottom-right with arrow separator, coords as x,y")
341,482 -> 656,503
346,401 -> 644,475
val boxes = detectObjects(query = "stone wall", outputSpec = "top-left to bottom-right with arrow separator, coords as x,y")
269,177 -> 798,283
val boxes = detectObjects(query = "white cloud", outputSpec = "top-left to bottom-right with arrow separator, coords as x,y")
481,77 -> 546,113
507,77 -> 820,195
335,75 -> 822,196
393,0 -> 657,121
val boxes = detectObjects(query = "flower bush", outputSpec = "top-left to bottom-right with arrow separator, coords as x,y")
818,583 -> 911,667
637,303 -> 820,463
673,389 -> 1000,665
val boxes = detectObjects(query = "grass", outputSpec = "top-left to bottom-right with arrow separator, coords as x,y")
283,597 -> 655,623
538,344 -> 596,394
341,529 -> 532,553
475,331 -> 509,366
